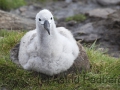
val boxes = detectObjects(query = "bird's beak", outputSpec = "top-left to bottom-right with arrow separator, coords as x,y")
44,20 -> 50,35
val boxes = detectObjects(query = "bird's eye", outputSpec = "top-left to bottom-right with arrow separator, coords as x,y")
51,17 -> 52,20
39,18 -> 41,21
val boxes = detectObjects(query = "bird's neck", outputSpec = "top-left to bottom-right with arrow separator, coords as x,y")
36,24 -> 58,45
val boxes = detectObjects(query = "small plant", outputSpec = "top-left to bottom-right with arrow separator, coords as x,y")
0,0 -> 26,11
65,14 -> 86,22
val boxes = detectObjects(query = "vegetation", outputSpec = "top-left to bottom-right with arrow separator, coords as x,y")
65,14 -> 87,22
0,30 -> 120,90
0,0 -> 25,11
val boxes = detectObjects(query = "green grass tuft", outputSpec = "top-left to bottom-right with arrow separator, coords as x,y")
0,0 -> 26,11
0,30 -> 120,89
65,14 -> 86,22
0,30 -> 25,55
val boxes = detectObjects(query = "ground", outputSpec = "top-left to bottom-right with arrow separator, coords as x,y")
0,30 -> 120,90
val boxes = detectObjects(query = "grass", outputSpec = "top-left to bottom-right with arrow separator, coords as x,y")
0,30 -> 120,90
0,0 -> 25,11
65,14 -> 87,22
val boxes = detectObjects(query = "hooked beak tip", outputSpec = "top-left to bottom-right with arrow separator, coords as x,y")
44,20 -> 50,35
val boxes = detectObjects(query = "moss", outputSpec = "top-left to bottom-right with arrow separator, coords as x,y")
0,0 -> 26,11
65,14 -> 86,22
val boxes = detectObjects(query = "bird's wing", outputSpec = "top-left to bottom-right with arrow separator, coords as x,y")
10,30 -> 37,65
57,27 -> 75,42
21,30 -> 37,46
18,30 -> 39,66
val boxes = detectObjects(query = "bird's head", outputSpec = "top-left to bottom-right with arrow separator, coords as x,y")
36,9 -> 55,35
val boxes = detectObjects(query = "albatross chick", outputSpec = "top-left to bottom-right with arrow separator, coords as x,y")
10,9 -> 90,76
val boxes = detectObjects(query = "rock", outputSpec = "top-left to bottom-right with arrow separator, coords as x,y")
67,20 -> 77,26
107,10 -> 120,45
10,41 -> 90,75
96,0 -> 120,6
20,5 -> 40,19
0,10 -> 35,30
19,6 -> 27,12
73,22 -> 102,42
110,51 -> 120,58
86,8 -> 116,19
108,10 -> 120,22
65,0 -> 72,3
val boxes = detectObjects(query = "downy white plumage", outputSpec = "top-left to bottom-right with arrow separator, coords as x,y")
19,9 -> 79,76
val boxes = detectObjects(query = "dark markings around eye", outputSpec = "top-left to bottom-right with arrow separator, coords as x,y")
39,18 -> 41,21
51,17 -> 52,20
